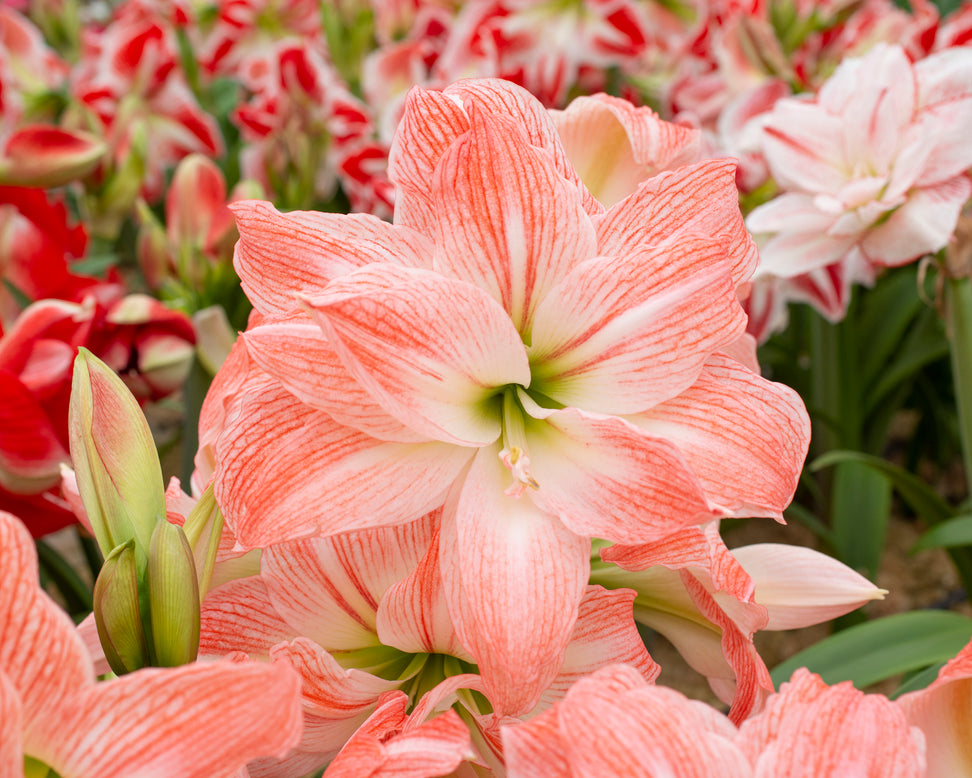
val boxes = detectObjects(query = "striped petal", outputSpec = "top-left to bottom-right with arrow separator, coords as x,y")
627,353 -> 810,520
324,692 -> 473,778
262,515 -> 438,652
28,659 -> 304,778
0,512 -> 92,732
594,159 -> 758,289
528,239 -> 744,414
533,586 -> 660,713
430,108 -> 597,334
551,94 -> 700,208
243,311 -> 428,442
198,577 -> 293,659
440,446 -> 590,716
232,200 -> 432,316
376,523 -> 470,660
737,669 -> 925,777
214,373 -> 473,548
523,405 -> 716,544
303,263 -> 529,446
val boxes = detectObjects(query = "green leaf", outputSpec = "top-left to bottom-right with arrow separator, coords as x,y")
857,267 -> 925,391
770,611 -> 972,690
2,278 -> 32,309
912,515 -> 972,552
830,460 -> 890,578
890,662 -> 945,699
811,450 -> 955,525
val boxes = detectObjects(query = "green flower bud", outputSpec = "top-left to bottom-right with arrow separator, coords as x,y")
148,520 -> 200,667
68,348 -> 166,565
93,541 -> 149,676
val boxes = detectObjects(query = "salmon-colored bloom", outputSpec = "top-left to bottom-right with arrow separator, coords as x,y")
216,78 -> 808,715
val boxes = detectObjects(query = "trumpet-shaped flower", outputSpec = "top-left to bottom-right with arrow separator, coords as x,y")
216,78 -> 809,716
0,509 -> 304,777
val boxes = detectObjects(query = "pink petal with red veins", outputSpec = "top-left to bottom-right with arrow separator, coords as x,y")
0,372 -> 68,491
595,159 -> 757,288
270,638 -> 399,753
534,586 -> 659,713
440,446 -> 590,716
506,665 -> 751,778
389,87 -> 471,235
231,200 -> 432,316
376,524 -> 470,659
502,706 -> 572,778
446,79 -> 601,214
198,577 -> 293,659
738,669 -> 925,777
603,525 -> 771,722
29,659 -> 304,778
0,672 -> 22,772
431,110 -> 598,335
304,264 -> 529,446
262,515 -> 438,651
324,692 -> 473,778
243,312 -> 428,443
897,638 -> 972,777
627,353 -> 809,519
529,239 -> 744,414
0,512 -> 92,729
215,374 -> 473,548
551,94 -> 700,208
523,405 -> 716,544
862,177 -> 972,267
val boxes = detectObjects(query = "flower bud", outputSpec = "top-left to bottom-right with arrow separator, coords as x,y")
68,348 -> 166,562
0,125 -> 105,187
148,520 -> 200,667
93,540 -> 149,675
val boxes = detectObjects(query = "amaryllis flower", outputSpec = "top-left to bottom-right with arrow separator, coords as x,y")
503,663 -> 928,777
0,186 -> 97,327
746,43 -> 972,322
216,78 -> 808,716
197,506 -> 657,774
0,509 -> 304,777
71,3 -> 223,202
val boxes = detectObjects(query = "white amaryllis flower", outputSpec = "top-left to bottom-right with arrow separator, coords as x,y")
747,43 -> 972,319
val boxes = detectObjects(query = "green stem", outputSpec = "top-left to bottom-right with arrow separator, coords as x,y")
947,276 -> 972,499
35,538 -> 93,616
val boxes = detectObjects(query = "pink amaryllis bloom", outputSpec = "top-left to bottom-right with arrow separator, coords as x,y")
197,503 -> 658,774
504,663 -> 927,777
0,509 -> 304,777
746,42 -> 972,321
216,78 -> 808,715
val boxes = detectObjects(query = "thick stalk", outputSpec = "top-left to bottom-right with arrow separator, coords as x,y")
946,276 -> 972,498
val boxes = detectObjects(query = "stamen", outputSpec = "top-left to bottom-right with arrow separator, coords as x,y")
499,445 -> 539,498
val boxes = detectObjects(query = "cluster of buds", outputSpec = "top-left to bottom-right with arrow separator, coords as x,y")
69,349 -> 221,673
